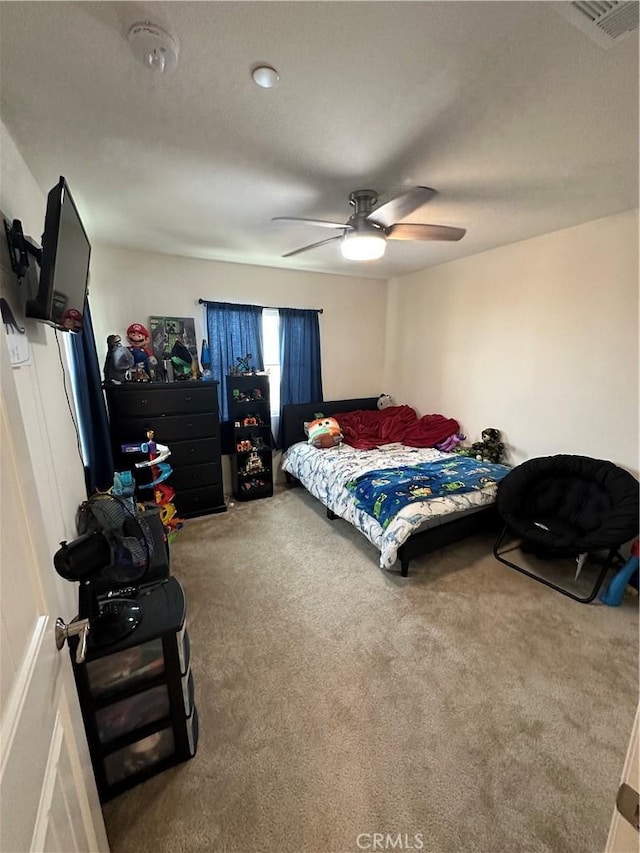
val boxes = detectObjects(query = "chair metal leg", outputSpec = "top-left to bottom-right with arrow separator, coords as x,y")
493,525 -> 617,604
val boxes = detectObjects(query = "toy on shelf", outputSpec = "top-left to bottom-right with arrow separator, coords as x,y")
242,451 -> 265,476
241,478 -> 267,493
169,338 -> 193,380
120,431 -> 184,541
103,335 -> 135,385
126,324 -> 157,381
230,353 -> 254,375
200,339 -> 213,381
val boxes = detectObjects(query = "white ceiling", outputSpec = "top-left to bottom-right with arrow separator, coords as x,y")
1,1 -> 638,280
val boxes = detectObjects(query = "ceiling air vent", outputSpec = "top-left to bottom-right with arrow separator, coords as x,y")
551,1 -> 639,48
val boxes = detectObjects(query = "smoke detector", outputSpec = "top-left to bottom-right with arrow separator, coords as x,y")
128,21 -> 179,73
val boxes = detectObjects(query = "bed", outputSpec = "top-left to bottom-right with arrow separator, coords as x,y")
280,398 -> 505,576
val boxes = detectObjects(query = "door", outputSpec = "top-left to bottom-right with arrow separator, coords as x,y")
606,706 -> 639,853
0,336 -> 109,852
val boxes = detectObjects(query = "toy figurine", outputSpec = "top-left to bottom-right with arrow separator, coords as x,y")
169,337 -> 193,380
231,353 -> 253,375
243,451 -> 265,476
126,323 -> 157,379
103,334 -> 135,384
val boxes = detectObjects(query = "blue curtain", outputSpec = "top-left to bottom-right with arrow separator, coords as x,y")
204,301 -> 264,420
70,299 -> 114,495
278,308 -> 323,445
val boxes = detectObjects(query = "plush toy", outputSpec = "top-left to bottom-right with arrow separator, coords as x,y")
459,428 -> 505,464
103,334 -> 135,384
126,323 -> 157,378
436,432 -> 466,453
305,416 -> 343,449
377,393 -> 395,410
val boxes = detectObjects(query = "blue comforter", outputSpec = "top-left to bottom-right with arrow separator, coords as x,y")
346,457 -> 510,530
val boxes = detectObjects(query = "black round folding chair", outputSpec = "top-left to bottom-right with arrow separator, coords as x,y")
493,454 -> 639,603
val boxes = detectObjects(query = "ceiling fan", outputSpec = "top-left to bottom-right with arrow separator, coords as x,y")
273,186 -> 466,261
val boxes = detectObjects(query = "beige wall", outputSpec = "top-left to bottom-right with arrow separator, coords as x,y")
0,120 -> 85,615
4,109 -> 637,527
89,245 -> 387,402
385,209 -> 639,475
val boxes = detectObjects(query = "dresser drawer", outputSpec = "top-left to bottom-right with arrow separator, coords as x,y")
106,385 -> 219,420
112,413 -> 219,444
174,484 -> 225,517
171,463 -> 221,492
169,438 -> 220,468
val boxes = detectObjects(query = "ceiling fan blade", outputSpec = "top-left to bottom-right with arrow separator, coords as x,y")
387,223 -> 466,242
273,217 -> 351,230
367,186 -> 436,228
282,235 -> 343,258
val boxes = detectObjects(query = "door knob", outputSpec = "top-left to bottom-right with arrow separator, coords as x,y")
55,617 -> 90,664
616,782 -> 640,832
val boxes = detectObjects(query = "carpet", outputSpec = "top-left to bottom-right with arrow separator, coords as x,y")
103,486 -> 638,853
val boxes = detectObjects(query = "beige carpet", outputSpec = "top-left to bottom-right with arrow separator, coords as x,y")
103,486 -> 638,853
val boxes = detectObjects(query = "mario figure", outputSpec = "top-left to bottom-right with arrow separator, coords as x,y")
126,323 -> 157,378
61,308 -> 83,332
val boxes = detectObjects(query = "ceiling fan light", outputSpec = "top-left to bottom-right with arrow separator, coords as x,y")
341,232 -> 386,261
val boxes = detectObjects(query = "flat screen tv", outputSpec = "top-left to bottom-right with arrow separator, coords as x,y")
25,176 -> 91,333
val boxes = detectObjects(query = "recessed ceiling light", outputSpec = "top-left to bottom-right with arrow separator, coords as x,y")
251,65 -> 280,89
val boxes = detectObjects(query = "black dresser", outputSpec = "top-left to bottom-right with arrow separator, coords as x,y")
105,382 -> 226,518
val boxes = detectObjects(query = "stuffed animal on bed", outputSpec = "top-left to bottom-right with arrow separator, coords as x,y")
457,428 -> 505,464
304,416 -> 344,449
377,394 -> 395,410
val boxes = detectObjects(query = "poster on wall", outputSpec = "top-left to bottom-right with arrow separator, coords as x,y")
149,316 -> 198,366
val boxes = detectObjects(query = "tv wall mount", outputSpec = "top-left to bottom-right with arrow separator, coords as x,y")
3,217 -> 42,280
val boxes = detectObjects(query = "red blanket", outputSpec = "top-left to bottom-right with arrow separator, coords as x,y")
333,405 -> 459,450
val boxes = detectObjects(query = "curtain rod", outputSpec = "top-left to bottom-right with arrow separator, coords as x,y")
198,298 -> 323,314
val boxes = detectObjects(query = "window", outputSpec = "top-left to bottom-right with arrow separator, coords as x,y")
262,308 -> 281,435
203,300 -> 321,443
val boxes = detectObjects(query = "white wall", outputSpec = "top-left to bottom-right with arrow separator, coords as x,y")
89,245 -> 388,401
0,120 -> 85,615
385,209 -> 639,475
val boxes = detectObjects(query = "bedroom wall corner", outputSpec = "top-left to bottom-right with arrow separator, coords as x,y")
386,209 -> 639,476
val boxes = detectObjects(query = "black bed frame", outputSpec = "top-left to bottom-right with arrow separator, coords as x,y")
281,399 -> 497,576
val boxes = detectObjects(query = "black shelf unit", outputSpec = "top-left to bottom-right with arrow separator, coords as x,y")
105,382 -> 226,518
226,374 -> 273,501
69,577 -> 197,802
